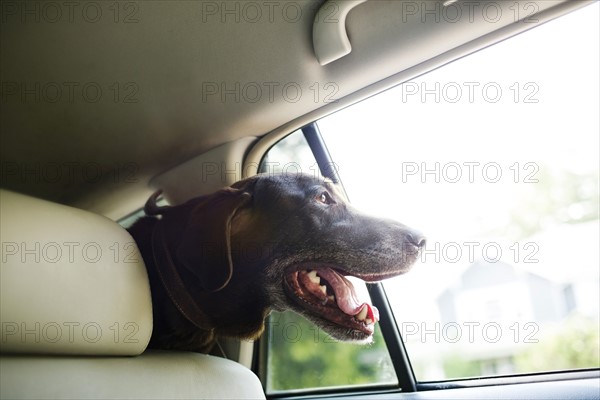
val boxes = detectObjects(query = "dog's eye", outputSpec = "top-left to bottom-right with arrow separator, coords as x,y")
316,192 -> 335,205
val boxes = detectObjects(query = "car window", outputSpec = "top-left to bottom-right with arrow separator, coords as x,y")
259,130 -> 398,394
316,3 -> 599,382
260,3 -> 598,391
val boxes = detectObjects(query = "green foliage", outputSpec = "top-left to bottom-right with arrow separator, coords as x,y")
501,168 -> 599,240
266,311 -> 397,392
441,353 -> 482,380
514,316 -> 600,372
431,317 -> 600,380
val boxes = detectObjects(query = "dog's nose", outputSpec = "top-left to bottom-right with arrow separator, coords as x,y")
407,232 -> 426,248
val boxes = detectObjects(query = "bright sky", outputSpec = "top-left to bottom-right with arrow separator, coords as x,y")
320,1 -> 599,232
317,2 -> 600,327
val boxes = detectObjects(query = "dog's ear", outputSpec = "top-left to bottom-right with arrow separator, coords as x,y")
176,187 -> 252,292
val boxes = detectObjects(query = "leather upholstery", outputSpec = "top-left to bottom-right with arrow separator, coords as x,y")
0,350 -> 265,400
0,189 -> 266,399
0,189 -> 153,355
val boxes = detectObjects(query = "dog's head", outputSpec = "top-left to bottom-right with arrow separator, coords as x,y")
150,173 -> 425,343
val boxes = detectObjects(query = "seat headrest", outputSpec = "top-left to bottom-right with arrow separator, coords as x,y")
0,189 -> 152,355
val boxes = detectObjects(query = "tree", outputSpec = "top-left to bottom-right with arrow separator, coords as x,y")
514,316 -> 600,372
266,311 -> 396,391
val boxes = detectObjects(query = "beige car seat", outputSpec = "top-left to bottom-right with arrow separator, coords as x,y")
0,189 -> 265,399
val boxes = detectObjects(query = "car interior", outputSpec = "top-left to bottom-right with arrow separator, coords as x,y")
1,0 -> 599,399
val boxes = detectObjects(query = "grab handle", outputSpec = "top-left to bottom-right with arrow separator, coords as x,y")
312,0 -> 369,65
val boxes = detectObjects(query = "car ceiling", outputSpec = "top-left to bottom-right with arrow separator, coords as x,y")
0,0 -> 585,219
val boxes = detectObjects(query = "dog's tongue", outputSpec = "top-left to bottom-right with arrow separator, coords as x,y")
317,268 -> 379,322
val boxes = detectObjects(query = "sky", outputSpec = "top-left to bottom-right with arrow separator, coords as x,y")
320,1 -> 599,235
314,1 -> 600,356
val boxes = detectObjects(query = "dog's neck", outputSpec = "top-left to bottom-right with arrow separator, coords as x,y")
149,220 -> 215,331
128,217 -> 218,352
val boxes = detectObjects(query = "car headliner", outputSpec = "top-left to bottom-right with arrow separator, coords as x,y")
0,0 -> 588,219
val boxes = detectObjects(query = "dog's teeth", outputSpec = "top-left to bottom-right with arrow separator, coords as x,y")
365,318 -> 373,325
319,285 -> 327,295
327,295 -> 335,302
307,270 -> 321,284
356,305 -> 368,321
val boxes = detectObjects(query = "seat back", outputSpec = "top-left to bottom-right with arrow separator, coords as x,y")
0,189 -> 153,355
0,189 -> 265,399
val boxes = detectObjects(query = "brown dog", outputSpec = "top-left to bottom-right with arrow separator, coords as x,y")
128,173 -> 425,353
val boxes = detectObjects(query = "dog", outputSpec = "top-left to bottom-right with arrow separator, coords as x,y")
128,173 -> 425,353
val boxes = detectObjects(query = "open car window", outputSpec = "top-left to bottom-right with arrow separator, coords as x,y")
260,2 -> 599,394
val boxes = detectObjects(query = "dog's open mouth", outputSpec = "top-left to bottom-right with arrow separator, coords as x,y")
284,267 -> 380,337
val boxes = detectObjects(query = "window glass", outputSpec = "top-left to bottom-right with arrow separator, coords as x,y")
260,130 -> 398,394
317,3 -> 599,381
266,310 -> 396,393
